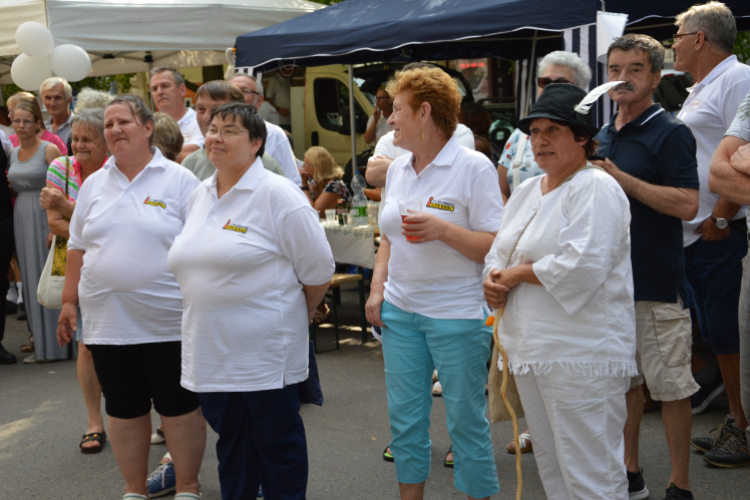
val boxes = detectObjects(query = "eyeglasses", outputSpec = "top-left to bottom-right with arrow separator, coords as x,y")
238,88 -> 260,97
538,77 -> 572,89
206,128 -> 249,139
673,32 -> 707,41
375,96 -> 390,101
12,119 -> 34,127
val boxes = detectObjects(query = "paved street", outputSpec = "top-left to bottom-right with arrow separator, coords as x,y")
1,284 -> 749,499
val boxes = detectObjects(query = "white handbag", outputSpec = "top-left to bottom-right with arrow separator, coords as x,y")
37,158 -> 70,309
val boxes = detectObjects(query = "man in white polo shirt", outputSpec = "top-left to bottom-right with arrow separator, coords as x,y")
673,2 -> 750,469
230,74 -> 302,186
150,67 -> 204,163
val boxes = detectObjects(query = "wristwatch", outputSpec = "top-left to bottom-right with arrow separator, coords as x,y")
710,213 -> 729,229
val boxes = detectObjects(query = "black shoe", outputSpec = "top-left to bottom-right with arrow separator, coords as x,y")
5,300 -> 17,315
663,483 -> 694,500
692,415 -> 734,453
703,422 -> 750,468
17,302 -> 26,321
690,366 -> 724,415
0,344 -> 17,365
628,467 -> 649,500
382,446 -> 394,462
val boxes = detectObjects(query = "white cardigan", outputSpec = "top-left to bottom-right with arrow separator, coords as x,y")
484,167 -> 637,378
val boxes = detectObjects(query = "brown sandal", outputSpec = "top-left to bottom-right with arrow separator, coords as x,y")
80,431 -> 106,454
20,336 -> 34,353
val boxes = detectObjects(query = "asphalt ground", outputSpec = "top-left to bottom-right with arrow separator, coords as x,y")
1,284 -> 749,499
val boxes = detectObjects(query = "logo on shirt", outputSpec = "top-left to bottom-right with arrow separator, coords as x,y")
143,196 -> 166,209
685,99 -> 701,112
223,219 -> 248,234
426,197 -> 454,212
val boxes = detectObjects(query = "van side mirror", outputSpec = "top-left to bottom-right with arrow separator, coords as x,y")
338,106 -> 368,135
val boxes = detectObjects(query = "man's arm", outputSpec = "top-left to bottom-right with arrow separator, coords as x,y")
177,144 -> 200,164
365,156 -> 393,187
592,158 -> 699,220
709,135 -> 750,205
364,113 -> 379,144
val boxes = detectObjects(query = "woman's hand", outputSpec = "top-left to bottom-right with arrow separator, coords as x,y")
365,291 -> 386,327
40,186 -> 69,212
401,213 -> 445,243
46,232 -> 53,248
57,303 -> 78,347
484,269 -> 512,309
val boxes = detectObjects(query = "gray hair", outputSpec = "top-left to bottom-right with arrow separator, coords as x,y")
105,94 -> 154,145
40,77 -> 72,100
675,1 -> 736,55
74,88 -> 114,114
70,109 -> 106,144
607,34 -> 665,73
150,66 -> 185,87
538,51 -> 592,89
231,74 -> 264,96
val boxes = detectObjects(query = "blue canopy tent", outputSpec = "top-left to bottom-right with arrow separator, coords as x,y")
235,0 -> 750,168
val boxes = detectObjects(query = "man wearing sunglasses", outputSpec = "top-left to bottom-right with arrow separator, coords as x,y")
672,2 -> 750,470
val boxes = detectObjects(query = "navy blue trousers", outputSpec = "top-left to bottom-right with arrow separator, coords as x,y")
199,384 -> 308,500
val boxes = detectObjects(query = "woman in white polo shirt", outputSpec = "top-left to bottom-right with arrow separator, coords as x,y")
57,95 -> 204,500
167,102 -> 334,500
365,67 -> 503,500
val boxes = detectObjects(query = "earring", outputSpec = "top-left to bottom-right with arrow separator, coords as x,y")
422,128 -> 425,141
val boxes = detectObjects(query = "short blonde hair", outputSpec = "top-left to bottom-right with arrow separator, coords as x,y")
74,88 -> 114,114
305,146 -> 343,185
40,77 -> 73,100
385,67 -> 461,139
7,92 -> 46,129
151,112 -> 184,161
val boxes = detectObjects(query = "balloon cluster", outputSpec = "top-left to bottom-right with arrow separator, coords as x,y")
10,22 -> 92,91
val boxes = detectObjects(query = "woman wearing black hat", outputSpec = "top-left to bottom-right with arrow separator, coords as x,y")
483,84 -> 637,499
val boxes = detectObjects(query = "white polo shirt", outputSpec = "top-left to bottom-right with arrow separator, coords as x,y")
167,157 -> 334,392
258,101 -> 280,125
178,107 -> 205,148
374,123 -> 476,159
678,55 -> 750,246
381,134 -> 504,320
68,147 -> 200,345
366,113 -> 394,145
265,120 -> 302,186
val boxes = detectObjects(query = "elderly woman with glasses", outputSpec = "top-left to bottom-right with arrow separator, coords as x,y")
58,95 -> 204,500
168,102 -> 334,500
498,51 -> 592,204
484,84 -> 636,499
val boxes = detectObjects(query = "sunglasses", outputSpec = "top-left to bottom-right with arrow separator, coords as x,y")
538,77 -> 572,88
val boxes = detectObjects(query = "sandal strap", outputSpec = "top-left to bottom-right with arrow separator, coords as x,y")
174,494 -> 201,500
123,495 -> 148,500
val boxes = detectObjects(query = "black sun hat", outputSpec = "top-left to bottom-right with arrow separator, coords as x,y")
517,83 -> 601,138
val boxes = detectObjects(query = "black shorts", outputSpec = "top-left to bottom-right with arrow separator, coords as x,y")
87,341 -> 200,419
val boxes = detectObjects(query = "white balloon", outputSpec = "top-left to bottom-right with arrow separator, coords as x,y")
15,22 -> 54,58
10,54 -> 54,91
50,44 -> 92,82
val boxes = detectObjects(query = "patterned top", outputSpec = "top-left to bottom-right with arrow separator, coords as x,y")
498,128 -> 543,193
313,178 -> 351,206
46,156 -> 82,202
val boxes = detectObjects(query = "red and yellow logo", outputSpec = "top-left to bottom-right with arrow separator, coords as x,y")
144,196 -> 166,209
426,197 -> 454,212
223,219 -> 248,234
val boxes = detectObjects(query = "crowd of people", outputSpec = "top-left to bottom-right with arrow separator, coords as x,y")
2,1 -> 750,500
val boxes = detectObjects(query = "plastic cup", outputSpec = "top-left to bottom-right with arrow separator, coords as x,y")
397,198 -> 422,241
325,209 -> 336,224
342,213 -> 352,226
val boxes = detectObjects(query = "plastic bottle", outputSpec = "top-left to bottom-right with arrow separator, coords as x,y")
350,171 -> 369,226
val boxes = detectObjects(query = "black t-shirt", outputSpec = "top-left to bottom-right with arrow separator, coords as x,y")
0,145 -> 11,221
595,104 -> 698,303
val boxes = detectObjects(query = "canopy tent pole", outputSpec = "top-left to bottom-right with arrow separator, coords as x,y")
524,30 -> 538,118
348,64 -> 357,177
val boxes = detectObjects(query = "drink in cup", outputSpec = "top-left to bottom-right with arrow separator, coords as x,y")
397,198 -> 422,241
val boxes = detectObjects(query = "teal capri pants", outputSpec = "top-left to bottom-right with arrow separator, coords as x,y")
380,300 -> 499,498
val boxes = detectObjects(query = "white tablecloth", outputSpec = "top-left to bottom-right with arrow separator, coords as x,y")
321,222 -> 377,269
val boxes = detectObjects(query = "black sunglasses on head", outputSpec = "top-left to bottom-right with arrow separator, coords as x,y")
538,77 -> 572,88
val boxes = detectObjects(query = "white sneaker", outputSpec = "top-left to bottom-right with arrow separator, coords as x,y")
151,428 -> 165,444
432,381 -> 442,397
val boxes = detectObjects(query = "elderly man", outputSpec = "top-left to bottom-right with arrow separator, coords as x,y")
265,69 -> 292,132
230,74 -> 302,186
364,85 -> 393,145
149,66 -> 203,163
672,2 -> 750,469
40,77 -> 73,146
591,34 -> 700,500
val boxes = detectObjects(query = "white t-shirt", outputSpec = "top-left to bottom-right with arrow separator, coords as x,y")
168,157 -> 334,392
68,147 -> 201,345
678,55 -> 750,246
265,120 -> 302,186
266,73 -> 291,126
484,167 -> 636,378
381,134 -> 503,320
177,107 -> 205,148
366,113 -> 393,145
374,123 -> 475,159
726,90 -> 750,229
259,101 -> 280,125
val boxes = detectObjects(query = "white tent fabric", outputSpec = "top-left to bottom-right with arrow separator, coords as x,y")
0,0 -> 323,84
